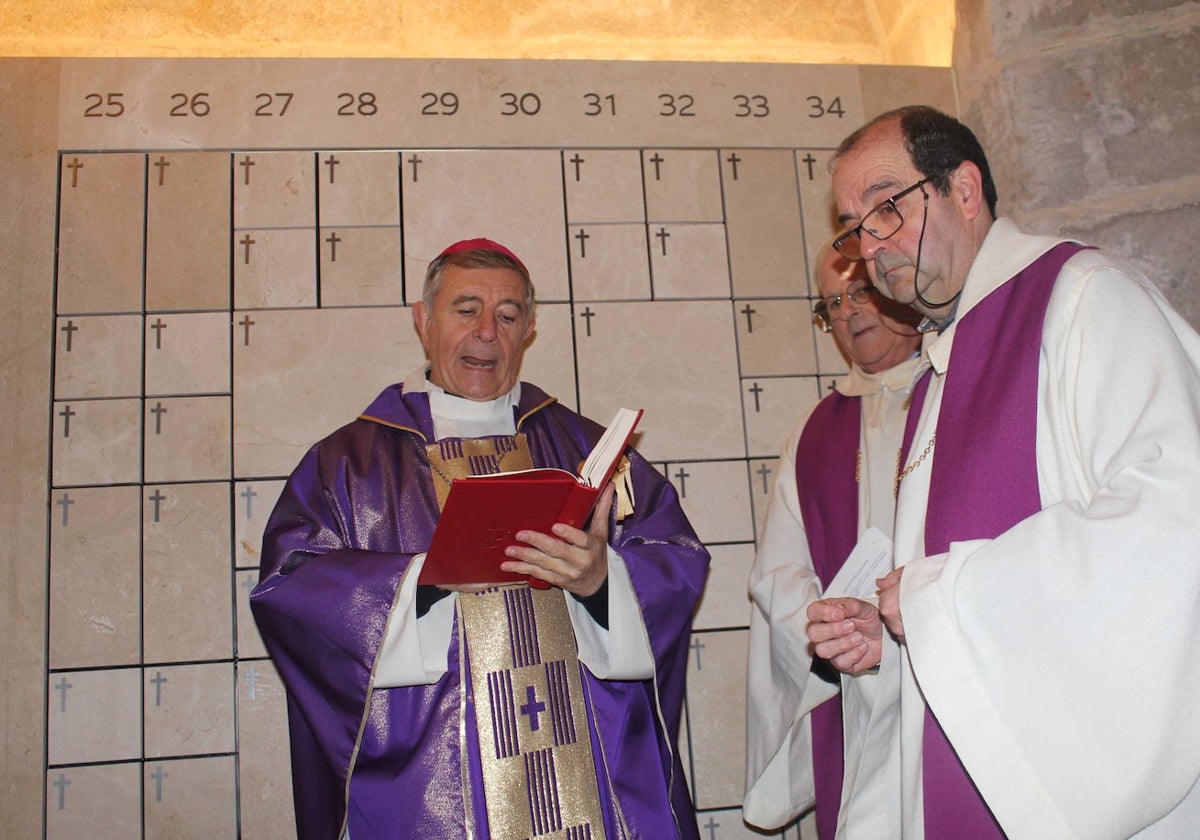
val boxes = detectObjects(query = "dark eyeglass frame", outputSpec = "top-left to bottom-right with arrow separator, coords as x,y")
832,176 -> 933,262
812,279 -> 876,333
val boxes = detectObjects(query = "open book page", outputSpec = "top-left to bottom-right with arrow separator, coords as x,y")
460,407 -> 642,487
579,407 -> 643,488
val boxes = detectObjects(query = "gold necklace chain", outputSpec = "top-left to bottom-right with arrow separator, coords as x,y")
894,432 -> 936,497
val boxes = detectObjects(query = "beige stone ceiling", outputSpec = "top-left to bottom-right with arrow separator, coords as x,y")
0,1 -> 953,65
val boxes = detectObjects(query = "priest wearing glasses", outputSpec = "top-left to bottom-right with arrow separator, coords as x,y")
807,105 -> 1200,838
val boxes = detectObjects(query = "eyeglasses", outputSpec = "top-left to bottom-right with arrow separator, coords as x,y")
813,279 -> 876,332
832,177 -> 933,262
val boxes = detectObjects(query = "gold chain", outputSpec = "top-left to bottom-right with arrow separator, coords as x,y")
426,455 -> 457,491
894,433 -> 936,497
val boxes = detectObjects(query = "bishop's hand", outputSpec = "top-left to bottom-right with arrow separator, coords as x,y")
501,482 -> 615,597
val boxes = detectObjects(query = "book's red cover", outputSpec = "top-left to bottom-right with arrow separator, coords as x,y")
418,469 -> 599,586
419,407 -> 641,588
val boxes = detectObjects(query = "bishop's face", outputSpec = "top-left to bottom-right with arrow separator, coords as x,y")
413,265 -> 535,402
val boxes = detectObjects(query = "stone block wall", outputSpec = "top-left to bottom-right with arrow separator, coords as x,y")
953,0 -> 1200,324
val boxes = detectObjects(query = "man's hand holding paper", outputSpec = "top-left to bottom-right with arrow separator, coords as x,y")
807,526 -> 893,675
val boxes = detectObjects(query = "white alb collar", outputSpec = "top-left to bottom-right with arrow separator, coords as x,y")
404,366 -> 521,439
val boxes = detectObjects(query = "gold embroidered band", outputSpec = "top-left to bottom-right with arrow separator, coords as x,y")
428,433 -> 606,838
458,585 -> 607,840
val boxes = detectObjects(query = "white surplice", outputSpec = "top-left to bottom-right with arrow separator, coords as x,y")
745,354 -> 922,838
892,218 -> 1200,838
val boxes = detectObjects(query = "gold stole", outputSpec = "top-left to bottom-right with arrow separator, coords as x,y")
426,434 -> 608,840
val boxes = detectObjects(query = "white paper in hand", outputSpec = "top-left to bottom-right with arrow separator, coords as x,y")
823,526 -> 893,600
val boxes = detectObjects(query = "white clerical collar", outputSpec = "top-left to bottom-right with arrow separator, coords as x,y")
403,366 -> 520,439
835,352 -> 925,398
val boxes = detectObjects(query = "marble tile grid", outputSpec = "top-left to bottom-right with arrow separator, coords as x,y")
46,146 -> 849,839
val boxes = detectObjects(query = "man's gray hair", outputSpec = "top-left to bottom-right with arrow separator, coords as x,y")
422,246 -> 536,318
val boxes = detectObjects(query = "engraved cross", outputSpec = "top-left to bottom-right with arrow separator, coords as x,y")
150,317 -> 167,350
150,402 -> 167,435
150,671 -> 168,706
54,676 -> 72,713
56,492 -> 74,527
151,766 -> 168,802
241,485 -> 258,519
648,152 -> 664,180
59,405 -> 75,438
61,319 -> 78,352
53,773 -> 71,810
757,462 -> 773,494
148,488 -> 166,523
240,233 -> 256,264
725,152 -> 741,180
802,153 -> 817,181
239,315 -> 255,346
748,381 -> 764,412
673,466 -> 690,498
740,303 -> 757,333
655,226 -> 670,256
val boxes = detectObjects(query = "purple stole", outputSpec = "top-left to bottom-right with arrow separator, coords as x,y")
900,242 -> 1088,838
794,392 -> 861,840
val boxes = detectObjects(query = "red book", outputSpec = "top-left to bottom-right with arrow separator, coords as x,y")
419,407 -> 642,587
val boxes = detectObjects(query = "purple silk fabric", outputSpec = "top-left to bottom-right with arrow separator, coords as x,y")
794,392 -> 861,840
902,243 -> 1088,838
250,381 -> 709,840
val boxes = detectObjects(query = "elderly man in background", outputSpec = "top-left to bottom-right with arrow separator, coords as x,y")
745,241 -> 922,839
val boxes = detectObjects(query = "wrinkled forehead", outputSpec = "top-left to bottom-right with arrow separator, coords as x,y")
815,249 -> 866,298
436,265 -> 529,304
833,123 -> 916,213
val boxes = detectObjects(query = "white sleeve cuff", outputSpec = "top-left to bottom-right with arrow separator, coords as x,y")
373,553 -> 454,687
567,547 -> 655,680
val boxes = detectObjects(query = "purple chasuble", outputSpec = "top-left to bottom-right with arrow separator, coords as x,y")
900,242 -> 1089,838
794,392 -> 861,840
251,381 -> 708,840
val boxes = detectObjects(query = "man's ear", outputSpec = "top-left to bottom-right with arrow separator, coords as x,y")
952,161 -> 986,221
523,312 -> 537,342
412,302 -> 429,351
